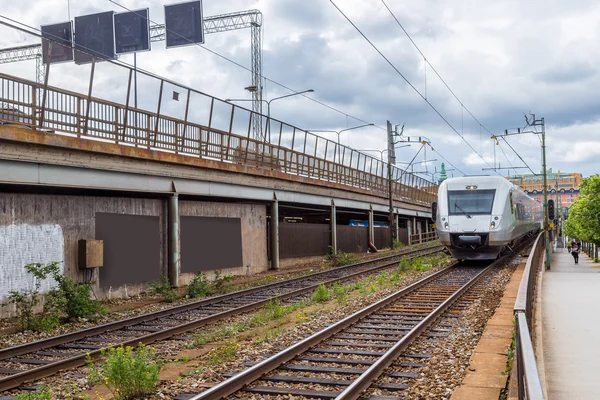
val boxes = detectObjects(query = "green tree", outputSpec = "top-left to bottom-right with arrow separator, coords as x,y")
564,174 -> 600,261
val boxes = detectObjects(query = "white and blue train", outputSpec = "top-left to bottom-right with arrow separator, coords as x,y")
433,176 -> 543,260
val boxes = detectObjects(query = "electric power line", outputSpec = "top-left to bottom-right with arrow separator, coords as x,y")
498,136 -> 536,175
380,0 -> 496,137
329,0 -> 500,176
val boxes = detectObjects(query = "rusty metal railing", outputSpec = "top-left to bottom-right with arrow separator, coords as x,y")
0,68 -> 436,205
514,231 -> 545,400
409,230 -> 438,245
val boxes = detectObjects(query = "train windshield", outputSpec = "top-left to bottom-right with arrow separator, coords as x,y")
447,189 -> 496,216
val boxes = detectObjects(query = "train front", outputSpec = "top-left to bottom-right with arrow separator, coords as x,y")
435,177 -> 508,260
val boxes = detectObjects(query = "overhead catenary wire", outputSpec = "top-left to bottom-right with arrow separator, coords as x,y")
329,0 -> 501,176
105,0 -> 386,131
498,136 -> 537,175
380,0 -> 496,137
381,0 -> 539,178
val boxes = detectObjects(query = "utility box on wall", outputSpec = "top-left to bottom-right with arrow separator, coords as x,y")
78,240 -> 104,269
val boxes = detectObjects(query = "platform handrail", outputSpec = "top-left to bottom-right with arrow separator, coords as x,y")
0,71 -> 437,206
513,230 -> 545,400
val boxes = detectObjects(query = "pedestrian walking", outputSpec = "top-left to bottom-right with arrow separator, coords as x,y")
571,243 -> 580,264
567,241 -> 572,253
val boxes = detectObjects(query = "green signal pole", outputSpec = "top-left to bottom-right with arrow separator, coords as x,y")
540,118 -> 551,270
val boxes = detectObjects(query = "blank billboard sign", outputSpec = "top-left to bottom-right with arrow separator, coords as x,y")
41,22 -> 73,64
181,216 -> 242,273
74,11 -> 116,64
164,1 -> 204,48
114,9 -> 150,54
95,213 -> 161,288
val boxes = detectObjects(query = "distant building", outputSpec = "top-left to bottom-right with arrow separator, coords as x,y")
506,169 -> 582,215
438,163 -> 448,183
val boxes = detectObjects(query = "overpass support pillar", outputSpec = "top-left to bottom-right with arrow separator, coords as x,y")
330,201 -> 337,254
368,206 -> 377,252
395,213 -> 399,245
168,193 -> 180,287
270,198 -> 279,270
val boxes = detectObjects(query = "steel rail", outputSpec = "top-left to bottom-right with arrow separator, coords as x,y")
338,236 -> 537,400
188,236 -> 535,400
187,263 -> 455,400
0,244 -> 443,391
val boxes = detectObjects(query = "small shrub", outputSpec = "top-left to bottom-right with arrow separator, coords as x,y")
5,262 -> 62,331
398,259 -> 411,273
393,240 -> 405,250
49,275 -> 106,320
15,386 -> 52,400
326,248 -> 359,267
332,283 -> 347,305
213,271 -> 233,293
311,284 -> 331,303
87,344 -> 161,400
148,276 -> 179,303
186,272 -> 212,298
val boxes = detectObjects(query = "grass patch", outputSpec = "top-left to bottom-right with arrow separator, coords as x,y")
15,387 -> 52,400
207,340 -> 239,365
311,284 -> 331,303
326,248 -> 359,267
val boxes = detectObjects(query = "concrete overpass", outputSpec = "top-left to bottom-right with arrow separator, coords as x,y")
0,70 -> 436,304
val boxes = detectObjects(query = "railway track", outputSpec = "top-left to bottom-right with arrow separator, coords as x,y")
0,244 -> 443,392
179,240 -> 532,400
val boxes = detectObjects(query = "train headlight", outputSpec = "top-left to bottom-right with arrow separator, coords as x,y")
490,221 -> 496,229
444,222 -> 449,229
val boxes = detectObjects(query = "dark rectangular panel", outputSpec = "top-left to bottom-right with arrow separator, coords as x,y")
280,223 -> 330,259
374,227 -> 392,250
337,226 -> 368,254
164,1 -> 204,48
181,216 -> 242,272
96,213 -> 160,288
114,9 -> 150,54
74,11 -> 116,64
41,22 -> 73,64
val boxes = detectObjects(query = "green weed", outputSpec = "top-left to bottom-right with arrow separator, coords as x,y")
87,344 -> 161,400
15,386 -> 52,400
326,248 -> 359,267
148,276 -> 179,303
311,284 -> 331,302
186,272 -> 212,298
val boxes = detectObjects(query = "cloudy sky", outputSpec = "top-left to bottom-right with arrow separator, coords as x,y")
2,0 -> 600,180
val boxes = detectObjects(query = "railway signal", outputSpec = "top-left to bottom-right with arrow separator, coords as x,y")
548,199 -> 555,221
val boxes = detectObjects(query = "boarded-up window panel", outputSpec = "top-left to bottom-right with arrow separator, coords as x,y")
279,223 -> 330,259
374,227 -> 392,249
398,228 -> 409,245
337,226 -> 368,253
96,213 -> 160,288
181,216 -> 243,272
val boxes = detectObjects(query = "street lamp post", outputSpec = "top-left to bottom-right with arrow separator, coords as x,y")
308,124 -> 375,145
226,88 -> 314,142
356,145 -> 412,161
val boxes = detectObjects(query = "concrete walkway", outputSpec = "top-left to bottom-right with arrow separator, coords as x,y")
542,250 -> 600,400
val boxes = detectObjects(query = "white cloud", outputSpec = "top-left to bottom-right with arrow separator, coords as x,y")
1,0 -> 600,178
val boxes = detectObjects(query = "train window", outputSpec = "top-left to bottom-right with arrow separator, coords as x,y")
447,189 -> 496,216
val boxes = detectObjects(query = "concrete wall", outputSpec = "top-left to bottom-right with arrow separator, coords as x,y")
0,193 -> 268,311
178,201 -> 268,285
0,193 -> 166,304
